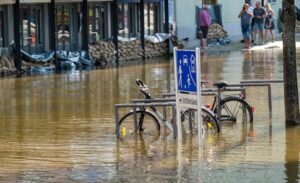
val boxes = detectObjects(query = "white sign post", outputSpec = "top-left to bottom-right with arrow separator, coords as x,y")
174,47 -> 203,145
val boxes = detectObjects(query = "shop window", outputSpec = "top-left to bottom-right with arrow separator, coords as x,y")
144,2 -> 162,35
88,3 -> 109,43
56,4 -> 81,51
20,6 -> 43,53
118,3 -> 139,38
0,11 -> 4,47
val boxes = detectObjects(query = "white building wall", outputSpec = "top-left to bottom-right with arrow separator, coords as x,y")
220,0 -> 243,36
173,0 -> 199,39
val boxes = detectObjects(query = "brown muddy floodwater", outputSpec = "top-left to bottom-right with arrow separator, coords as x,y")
0,49 -> 300,182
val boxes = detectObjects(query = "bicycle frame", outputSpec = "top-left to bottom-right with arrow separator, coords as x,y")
135,79 -> 174,131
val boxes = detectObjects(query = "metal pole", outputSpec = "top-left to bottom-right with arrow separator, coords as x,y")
188,109 -> 193,134
112,0 -> 119,64
115,106 -> 120,137
13,0 -> 21,72
164,0 -> 170,55
133,107 -> 137,131
172,104 -> 177,139
140,0 -> 145,60
50,0 -> 56,51
268,84 -> 272,117
82,0 -> 89,52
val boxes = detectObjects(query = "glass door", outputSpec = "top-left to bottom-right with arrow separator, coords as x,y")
56,4 -> 80,51
88,3 -> 108,42
20,6 -> 43,53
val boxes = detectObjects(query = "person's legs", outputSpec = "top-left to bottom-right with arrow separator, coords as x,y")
271,30 -> 275,42
265,29 -> 269,43
258,23 -> 264,44
201,26 -> 208,49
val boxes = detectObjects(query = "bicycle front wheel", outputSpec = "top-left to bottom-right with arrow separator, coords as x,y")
118,110 -> 161,141
217,96 -> 253,123
181,108 -> 220,134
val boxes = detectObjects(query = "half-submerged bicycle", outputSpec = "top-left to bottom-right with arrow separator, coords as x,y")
183,81 -> 254,128
118,79 -> 220,139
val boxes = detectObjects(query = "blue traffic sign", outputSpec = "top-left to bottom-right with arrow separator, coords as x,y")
176,50 -> 197,93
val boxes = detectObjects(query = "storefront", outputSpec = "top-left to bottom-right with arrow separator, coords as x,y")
117,0 -> 140,38
88,0 -> 112,42
0,0 -> 15,47
55,0 -> 82,51
144,0 -> 163,35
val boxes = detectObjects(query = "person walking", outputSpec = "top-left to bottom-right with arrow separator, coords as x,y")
264,3 -> 275,43
239,3 -> 253,49
199,5 -> 211,49
253,1 -> 266,45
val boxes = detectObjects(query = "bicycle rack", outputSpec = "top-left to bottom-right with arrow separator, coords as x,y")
115,102 -> 177,138
239,79 -> 284,117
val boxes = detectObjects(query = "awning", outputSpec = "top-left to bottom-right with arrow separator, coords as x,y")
55,0 -> 82,2
117,0 -> 163,3
117,0 -> 140,3
0,0 -> 15,4
20,0 -> 50,3
88,0 -> 113,2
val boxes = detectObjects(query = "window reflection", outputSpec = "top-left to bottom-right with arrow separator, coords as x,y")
118,3 -> 139,38
0,11 -> 4,47
88,3 -> 108,43
144,2 -> 162,36
56,4 -> 81,51
20,6 -> 43,53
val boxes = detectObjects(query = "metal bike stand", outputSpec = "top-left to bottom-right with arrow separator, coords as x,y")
227,83 -> 272,116
188,109 -> 193,134
115,102 -> 177,138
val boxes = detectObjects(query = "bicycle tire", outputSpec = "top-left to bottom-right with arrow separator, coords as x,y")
216,96 -> 253,123
181,107 -> 220,134
118,110 -> 161,140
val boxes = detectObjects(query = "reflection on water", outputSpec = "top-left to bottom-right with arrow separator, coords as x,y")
0,50 -> 300,182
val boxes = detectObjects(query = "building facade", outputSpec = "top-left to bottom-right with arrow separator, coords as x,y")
0,0 -> 168,60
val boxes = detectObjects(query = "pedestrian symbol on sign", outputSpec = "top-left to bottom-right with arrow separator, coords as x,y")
176,50 -> 197,93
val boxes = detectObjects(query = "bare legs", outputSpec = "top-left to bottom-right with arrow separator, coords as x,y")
201,38 -> 208,49
265,29 -> 275,43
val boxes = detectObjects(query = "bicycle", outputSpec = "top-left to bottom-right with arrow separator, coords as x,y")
118,79 -> 220,140
203,81 -> 254,123
182,81 -> 254,131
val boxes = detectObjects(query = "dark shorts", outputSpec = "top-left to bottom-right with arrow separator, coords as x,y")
200,26 -> 208,39
241,24 -> 251,40
265,21 -> 275,30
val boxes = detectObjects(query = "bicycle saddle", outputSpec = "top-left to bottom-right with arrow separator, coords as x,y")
213,81 -> 229,88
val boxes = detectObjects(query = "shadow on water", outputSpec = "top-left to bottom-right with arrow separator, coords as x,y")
0,49 -> 300,181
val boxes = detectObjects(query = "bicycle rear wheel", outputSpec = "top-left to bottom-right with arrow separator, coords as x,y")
217,96 -> 253,123
118,110 -> 160,141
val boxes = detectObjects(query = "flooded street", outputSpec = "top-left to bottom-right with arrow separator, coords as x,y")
0,49 -> 300,182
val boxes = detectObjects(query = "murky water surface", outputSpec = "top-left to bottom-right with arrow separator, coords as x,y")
0,49 -> 300,182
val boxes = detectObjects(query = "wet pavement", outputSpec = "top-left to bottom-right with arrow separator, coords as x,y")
0,49 -> 300,182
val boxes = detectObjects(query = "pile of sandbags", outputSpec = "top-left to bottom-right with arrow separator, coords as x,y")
0,47 -> 17,74
207,23 -> 228,39
198,23 -> 228,40
89,41 -> 116,63
118,40 -> 144,61
145,40 -> 168,58
89,39 -> 168,62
